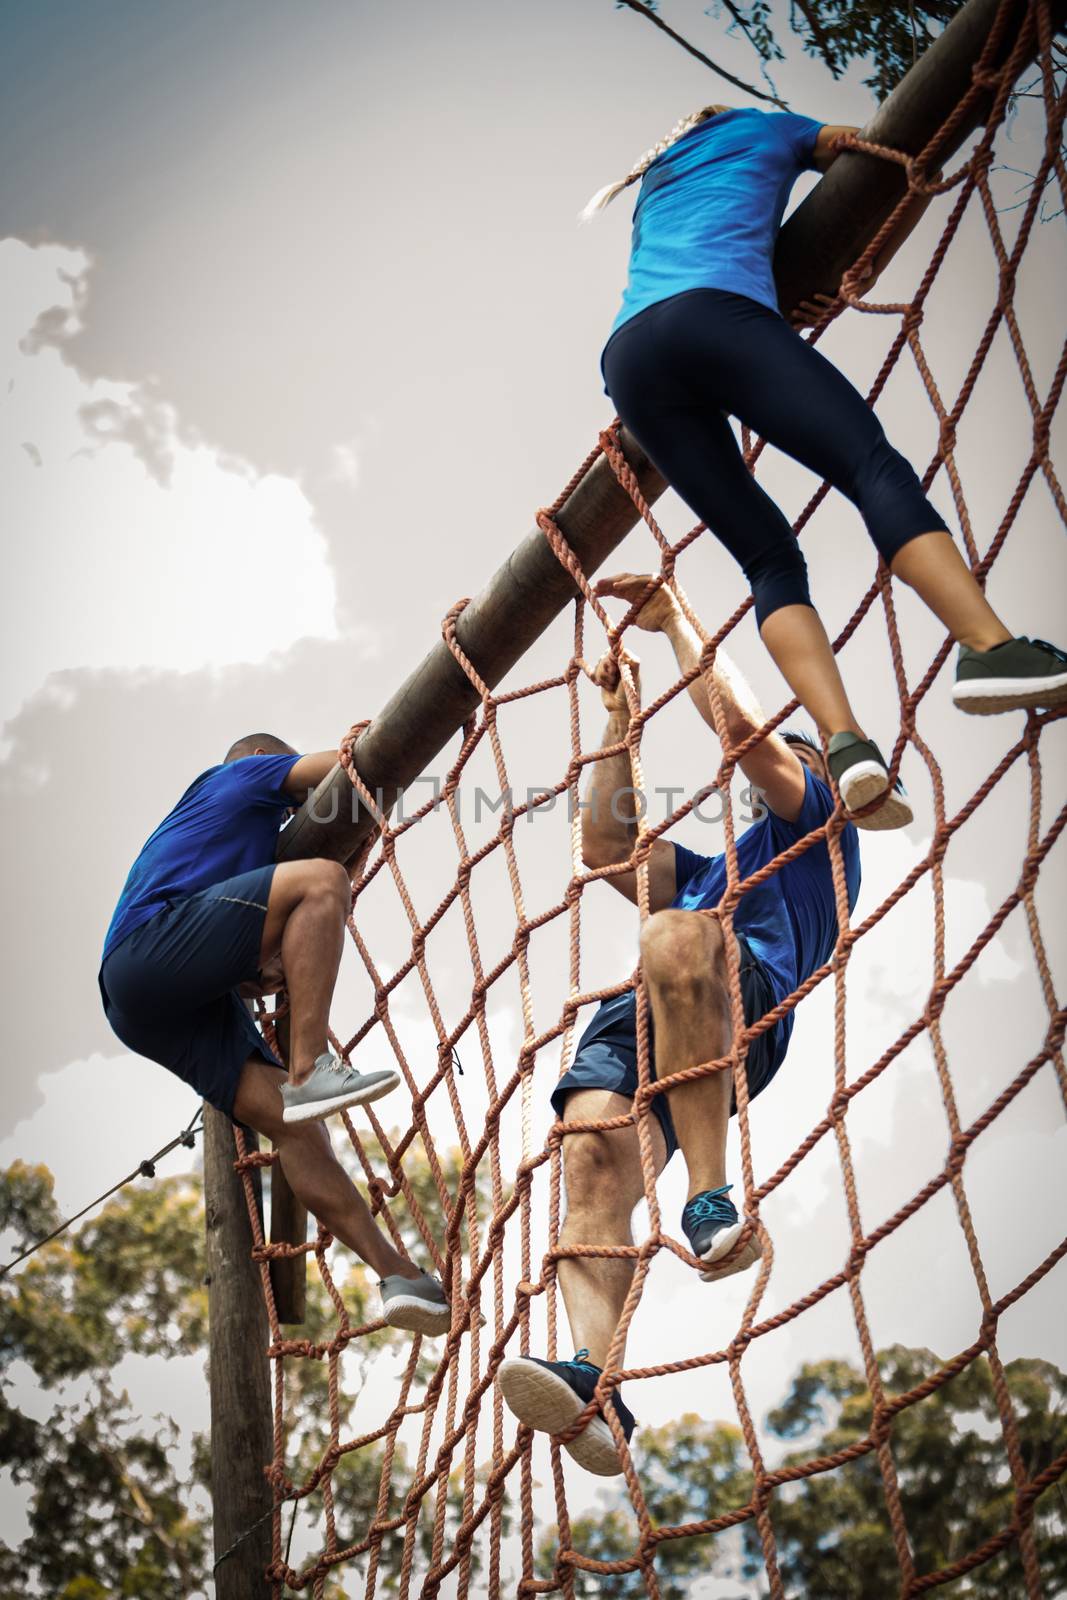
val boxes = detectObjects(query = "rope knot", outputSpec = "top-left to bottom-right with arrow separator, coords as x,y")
947,1133 -> 969,1175
925,978 -> 952,1024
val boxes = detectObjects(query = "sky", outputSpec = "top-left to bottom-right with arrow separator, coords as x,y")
1,1 -> 1065,1594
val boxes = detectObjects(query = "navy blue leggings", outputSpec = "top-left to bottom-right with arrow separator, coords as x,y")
602,288 -> 948,626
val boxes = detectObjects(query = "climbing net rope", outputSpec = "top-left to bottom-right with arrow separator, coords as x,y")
233,8 -> 1065,1595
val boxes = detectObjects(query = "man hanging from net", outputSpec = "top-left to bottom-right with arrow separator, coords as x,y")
98,733 -> 450,1335
499,574 -> 862,1472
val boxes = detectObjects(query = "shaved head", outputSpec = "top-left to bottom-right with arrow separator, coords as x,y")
224,732 -> 295,763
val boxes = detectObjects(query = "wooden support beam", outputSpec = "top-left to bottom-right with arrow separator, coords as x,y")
774,0 -> 1067,313
268,1014 -> 308,1325
204,1106 -> 273,1597
277,0 -> 1055,876
278,427 -> 665,868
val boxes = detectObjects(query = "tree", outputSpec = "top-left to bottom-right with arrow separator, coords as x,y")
768,1345 -> 1067,1597
538,1346 -> 1067,1596
617,1 -> 968,100
0,1161 -> 210,1599
0,1137 -> 506,1599
539,1412 -> 757,1598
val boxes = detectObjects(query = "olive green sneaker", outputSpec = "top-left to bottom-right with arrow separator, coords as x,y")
953,637 -> 1067,715
827,733 -> 914,831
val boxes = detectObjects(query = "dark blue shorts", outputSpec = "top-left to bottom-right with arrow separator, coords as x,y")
99,865 -> 281,1118
551,933 -> 787,1162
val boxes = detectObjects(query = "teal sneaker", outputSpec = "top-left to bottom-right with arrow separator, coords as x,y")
827,733 -> 914,832
681,1185 -> 762,1283
953,637 -> 1067,716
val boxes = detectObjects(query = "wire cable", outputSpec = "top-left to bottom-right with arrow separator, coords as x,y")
0,1103 -> 204,1279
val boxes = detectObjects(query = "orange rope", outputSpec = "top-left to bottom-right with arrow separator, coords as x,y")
232,8 -> 1066,1592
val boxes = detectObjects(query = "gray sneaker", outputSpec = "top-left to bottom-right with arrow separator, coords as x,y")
380,1271 -> 451,1336
827,733 -> 914,831
279,1052 -> 400,1125
953,637 -> 1067,715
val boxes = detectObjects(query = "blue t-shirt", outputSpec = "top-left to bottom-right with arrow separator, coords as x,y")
605,107 -> 823,346
670,766 -> 860,1053
102,753 -> 302,960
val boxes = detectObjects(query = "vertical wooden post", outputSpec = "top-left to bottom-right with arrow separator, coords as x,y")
269,1014 -> 308,1325
204,1105 -> 274,1597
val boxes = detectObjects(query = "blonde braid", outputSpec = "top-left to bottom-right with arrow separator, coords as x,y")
579,104 -> 728,223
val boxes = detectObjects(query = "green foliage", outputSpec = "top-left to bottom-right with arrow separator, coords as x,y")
1,1164 -> 211,1598
0,1167 -> 206,1385
769,1345 -> 1067,1598
0,1159 -> 61,1249
774,1 -> 964,98
0,1139 -> 501,1596
12,1149 -> 1061,1597
542,1346 -> 1067,1597
632,1 -> 968,99
538,1412 -> 756,1597
1,1383 -> 208,1599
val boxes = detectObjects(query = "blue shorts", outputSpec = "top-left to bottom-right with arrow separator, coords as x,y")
551,933 -> 787,1162
99,865 -> 281,1118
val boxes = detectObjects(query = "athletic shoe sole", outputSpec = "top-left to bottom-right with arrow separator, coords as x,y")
498,1359 -> 624,1476
952,671 -> 1067,716
281,1070 -> 401,1125
837,760 -> 914,832
381,1293 -> 451,1336
697,1217 -> 763,1284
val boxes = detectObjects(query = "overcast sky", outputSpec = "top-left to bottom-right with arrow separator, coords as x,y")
1,1 -> 1065,1592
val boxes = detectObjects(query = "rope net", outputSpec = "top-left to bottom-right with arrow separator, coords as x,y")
233,8 -> 1066,1595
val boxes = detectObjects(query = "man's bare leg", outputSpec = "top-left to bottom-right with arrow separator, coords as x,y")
497,1088 -> 666,1476
258,859 -> 351,1085
232,1056 -> 422,1280
557,1089 -> 667,1368
640,910 -> 733,1202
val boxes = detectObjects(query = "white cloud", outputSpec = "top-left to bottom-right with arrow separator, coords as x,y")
1,238 -> 339,728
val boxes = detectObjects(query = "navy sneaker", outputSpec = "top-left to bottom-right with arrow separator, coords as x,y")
681,1186 -> 762,1283
498,1350 -> 634,1476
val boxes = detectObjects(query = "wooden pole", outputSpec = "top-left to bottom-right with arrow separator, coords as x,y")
204,1106 -> 273,1597
774,0 -> 1067,312
277,0 -> 1057,874
268,1014 -> 307,1325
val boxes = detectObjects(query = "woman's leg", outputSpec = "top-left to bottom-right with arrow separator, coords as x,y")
605,315 -> 867,738
758,605 -> 864,740
709,298 -> 1013,648
889,531 -> 1010,650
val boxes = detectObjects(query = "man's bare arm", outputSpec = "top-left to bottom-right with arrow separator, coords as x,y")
594,574 -> 810,823
283,750 -> 339,798
581,655 -> 677,909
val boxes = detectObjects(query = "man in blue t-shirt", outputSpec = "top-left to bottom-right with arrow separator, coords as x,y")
99,731 -> 451,1337
499,574 -> 861,1474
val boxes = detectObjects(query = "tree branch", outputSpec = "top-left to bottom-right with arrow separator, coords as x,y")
790,0 -> 842,77
613,0 -> 787,106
